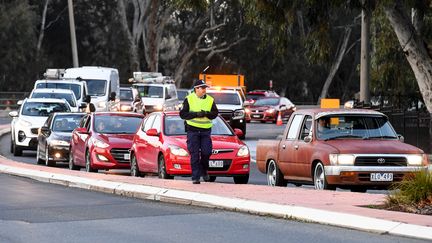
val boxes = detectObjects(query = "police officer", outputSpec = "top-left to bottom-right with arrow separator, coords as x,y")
180,80 -> 218,184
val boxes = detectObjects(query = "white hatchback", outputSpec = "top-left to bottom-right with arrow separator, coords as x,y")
9,98 -> 71,156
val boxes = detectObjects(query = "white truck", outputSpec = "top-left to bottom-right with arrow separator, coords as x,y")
129,72 -> 178,113
63,66 -> 120,111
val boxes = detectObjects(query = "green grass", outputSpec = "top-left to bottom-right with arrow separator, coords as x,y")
385,170 -> 432,213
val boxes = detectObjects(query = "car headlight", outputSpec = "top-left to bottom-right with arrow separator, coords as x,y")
266,108 -> 275,113
120,105 -> 132,111
406,154 -> 423,166
233,109 -> 245,119
17,119 -> 32,127
169,145 -> 189,156
97,101 -> 106,109
329,154 -> 355,165
90,137 -> 109,148
154,104 -> 163,111
236,145 -> 249,157
50,139 -> 70,146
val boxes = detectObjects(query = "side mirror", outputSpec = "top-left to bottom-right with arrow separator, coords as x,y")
303,135 -> 312,143
146,128 -> 159,136
41,126 -> 51,135
109,92 -> 116,101
8,111 -> 18,117
85,95 -> 91,103
279,104 -> 287,111
397,134 -> 404,143
165,94 -> 171,100
243,101 -> 251,107
17,100 -> 23,106
75,127 -> 89,134
234,128 -> 244,138
79,103 -> 87,109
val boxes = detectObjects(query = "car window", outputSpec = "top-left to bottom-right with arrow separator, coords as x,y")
177,90 -> 189,100
152,115 -> 162,133
94,115 -> 142,134
85,116 -> 91,131
44,114 -> 54,127
143,115 -> 156,132
31,92 -> 76,107
52,114 -> 85,132
21,102 -> 70,117
286,115 -> 303,140
208,92 -> 241,105
79,115 -> 88,128
35,83 -> 81,100
164,116 -> 233,136
120,89 -> 134,101
168,85 -> 177,99
136,85 -> 163,98
254,98 -> 279,106
85,79 -> 107,96
299,115 -> 312,140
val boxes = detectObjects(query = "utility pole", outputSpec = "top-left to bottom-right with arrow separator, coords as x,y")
68,0 -> 79,67
360,1 -> 370,104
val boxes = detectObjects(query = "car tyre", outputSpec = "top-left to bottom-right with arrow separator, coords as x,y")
45,147 -> 55,167
69,149 -> 80,170
267,159 -> 287,187
85,149 -> 98,173
130,153 -> 143,177
233,174 -> 249,184
313,162 -> 336,190
12,142 -> 22,156
158,155 -> 173,179
36,146 -> 44,164
10,136 -> 13,153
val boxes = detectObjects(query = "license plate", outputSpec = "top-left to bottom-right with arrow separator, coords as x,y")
209,160 -> 224,168
252,115 -> 260,118
124,154 -> 130,160
370,173 -> 393,181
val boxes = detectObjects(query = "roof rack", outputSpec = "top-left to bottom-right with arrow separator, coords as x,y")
44,69 -> 65,79
129,72 -> 174,84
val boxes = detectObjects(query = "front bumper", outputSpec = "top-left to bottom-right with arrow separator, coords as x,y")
325,165 -> 428,186
91,147 -> 131,170
165,153 -> 250,176
14,127 -> 39,149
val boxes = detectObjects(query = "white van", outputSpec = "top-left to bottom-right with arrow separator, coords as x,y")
130,72 -> 178,113
34,69 -> 89,109
63,66 -> 120,111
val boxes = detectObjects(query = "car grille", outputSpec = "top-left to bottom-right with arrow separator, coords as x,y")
218,110 -> 233,121
110,148 -> 130,163
212,149 -> 234,155
208,159 -> 232,171
31,128 -> 39,134
354,156 -> 407,166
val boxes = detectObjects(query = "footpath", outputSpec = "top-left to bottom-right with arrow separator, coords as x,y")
0,124 -> 430,240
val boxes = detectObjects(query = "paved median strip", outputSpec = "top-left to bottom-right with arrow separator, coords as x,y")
0,163 -> 431,240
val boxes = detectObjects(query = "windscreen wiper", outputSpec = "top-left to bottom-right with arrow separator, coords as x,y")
364,135 -> 397,140
324,135 -> 364,141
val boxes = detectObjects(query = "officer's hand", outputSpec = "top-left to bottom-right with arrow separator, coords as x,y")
196,111 -> 205,117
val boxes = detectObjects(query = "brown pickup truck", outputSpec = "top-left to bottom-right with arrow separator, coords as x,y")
256,108 -> 429,192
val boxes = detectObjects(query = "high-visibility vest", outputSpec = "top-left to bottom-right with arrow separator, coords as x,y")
186,93 -> 214,129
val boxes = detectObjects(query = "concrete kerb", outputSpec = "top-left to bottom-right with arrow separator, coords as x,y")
0,128 -> 432,240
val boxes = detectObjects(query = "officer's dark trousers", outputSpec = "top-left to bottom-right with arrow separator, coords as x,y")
186,130 -> 212,181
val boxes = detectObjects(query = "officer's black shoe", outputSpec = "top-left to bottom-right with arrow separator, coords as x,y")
192,180 -> 200,184
203,174 -> 210,182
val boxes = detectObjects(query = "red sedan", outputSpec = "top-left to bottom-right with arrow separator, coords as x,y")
69,112 -> 144,172
129,111 -> 250,184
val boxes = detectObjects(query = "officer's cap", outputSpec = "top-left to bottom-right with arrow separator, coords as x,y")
193,80 -> 209,89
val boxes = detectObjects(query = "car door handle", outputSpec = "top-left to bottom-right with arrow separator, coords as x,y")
282,144 -> 286,149
294,145 -> 299,150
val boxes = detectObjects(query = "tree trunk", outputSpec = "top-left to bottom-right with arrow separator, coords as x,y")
174,48 -> 197,88
36,0 -> 50,62
318,27 -> 351,103
385,2 -> 432,114
117,0 -> 140,71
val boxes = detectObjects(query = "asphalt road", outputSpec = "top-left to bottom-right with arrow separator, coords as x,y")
0,173 -> 425,243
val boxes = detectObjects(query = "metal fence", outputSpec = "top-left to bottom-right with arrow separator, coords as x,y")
0,92 -> 29,111
381,110 -> 431,153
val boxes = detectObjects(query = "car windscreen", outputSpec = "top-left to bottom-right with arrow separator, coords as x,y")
31,92 -> 76,107
177,90 -> 189,101
86,79 -> 107,96
21,102 -> 70,117
52,114 -> 85,132
316,115 -> 398,140
208,92 -> 241,105
94,115 -> 142,134
120,89 -> 133,101
254,98 -> 279,106
164,116 -> 233,136
35,83 -> 81,100
136,85 -> 163,98
246,94 -> 265,100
